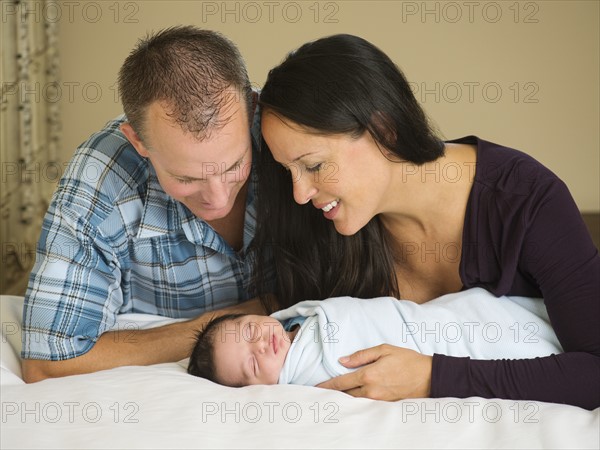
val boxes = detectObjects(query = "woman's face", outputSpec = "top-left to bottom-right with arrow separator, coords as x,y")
261,112 -> 394,236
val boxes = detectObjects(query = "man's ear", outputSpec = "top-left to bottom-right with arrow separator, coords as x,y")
120,123 -> 150,158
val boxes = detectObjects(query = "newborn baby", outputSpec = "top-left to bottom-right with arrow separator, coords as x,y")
188,313 -> 298,386
187,288 -> 563,387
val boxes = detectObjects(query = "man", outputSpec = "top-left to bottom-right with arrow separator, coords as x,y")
21,26 -> 270,382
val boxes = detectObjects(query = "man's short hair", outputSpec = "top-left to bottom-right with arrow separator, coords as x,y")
118,25 -> 252,140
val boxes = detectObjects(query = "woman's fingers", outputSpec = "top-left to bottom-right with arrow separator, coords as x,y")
316,345 -> 391,391
316,371 -> 361,391
337,344 -> 391,368
316,345 -> 433,401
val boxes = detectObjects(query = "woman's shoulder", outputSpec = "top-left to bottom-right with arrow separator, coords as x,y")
449,135 -> 563,196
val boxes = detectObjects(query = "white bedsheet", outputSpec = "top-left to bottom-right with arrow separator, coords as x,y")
2,295 -> 598,449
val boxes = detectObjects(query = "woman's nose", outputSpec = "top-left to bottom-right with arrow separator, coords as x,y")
292,172 -> 318,205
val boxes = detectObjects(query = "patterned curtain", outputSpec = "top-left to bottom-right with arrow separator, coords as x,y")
1,0 -> 61,293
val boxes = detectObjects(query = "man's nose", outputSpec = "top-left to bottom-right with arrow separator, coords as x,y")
202,178 -> 230,207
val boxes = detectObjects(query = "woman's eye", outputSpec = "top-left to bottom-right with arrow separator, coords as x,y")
177,178 -> 193,184
305,163 -> 322,173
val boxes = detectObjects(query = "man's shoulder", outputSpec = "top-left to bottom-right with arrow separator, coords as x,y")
58,116 -> 150,204
49,116 -> 154,235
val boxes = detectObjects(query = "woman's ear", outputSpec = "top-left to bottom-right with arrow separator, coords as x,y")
120,122 -> 150,158
370,111 -> 399,159
370,111 -> 396,144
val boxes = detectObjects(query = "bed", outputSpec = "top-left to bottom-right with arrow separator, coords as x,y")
2,294 -> 598,449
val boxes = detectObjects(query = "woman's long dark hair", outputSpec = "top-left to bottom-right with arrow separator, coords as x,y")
251,34 -> 444,311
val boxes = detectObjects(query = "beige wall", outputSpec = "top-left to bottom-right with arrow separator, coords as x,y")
55,0 -> 598,211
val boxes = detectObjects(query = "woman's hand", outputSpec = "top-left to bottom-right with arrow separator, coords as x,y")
316,344 -> 433,401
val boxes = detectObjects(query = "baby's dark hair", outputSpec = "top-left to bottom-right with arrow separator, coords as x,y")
187,313 -> 246,382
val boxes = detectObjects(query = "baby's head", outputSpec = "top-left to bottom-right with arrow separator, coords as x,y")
188,313 -> 297,387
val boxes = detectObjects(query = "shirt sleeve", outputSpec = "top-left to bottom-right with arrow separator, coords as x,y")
431,178 -> 600,410
21,202 -> 123,361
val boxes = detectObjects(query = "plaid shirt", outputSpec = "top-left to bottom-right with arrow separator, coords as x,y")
22,115 -> 263,360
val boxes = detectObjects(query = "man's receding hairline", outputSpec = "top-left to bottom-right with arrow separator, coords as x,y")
119,26 -> 251,144
139,89 -> 251,144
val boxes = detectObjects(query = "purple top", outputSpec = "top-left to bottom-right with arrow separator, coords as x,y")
430,136 -> 600,410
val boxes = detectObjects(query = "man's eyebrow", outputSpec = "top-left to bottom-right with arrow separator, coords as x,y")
168,148 -> 249,180
223,152 -> 247,172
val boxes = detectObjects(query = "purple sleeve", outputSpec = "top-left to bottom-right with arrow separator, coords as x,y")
431,143 -> 600,410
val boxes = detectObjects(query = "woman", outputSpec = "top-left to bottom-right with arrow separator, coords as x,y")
251,34 -> 599,410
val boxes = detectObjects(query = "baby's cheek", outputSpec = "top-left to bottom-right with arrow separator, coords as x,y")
270,362 -> 282,384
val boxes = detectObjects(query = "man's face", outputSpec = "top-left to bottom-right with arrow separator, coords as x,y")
124,95 -> 253,222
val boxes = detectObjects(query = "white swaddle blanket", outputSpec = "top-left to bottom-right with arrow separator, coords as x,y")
271,287 -> 563,386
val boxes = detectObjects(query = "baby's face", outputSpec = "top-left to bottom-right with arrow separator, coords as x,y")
213,315 -> 296,386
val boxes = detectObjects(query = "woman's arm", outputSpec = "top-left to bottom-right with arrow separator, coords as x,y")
431,177 -> 600,410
